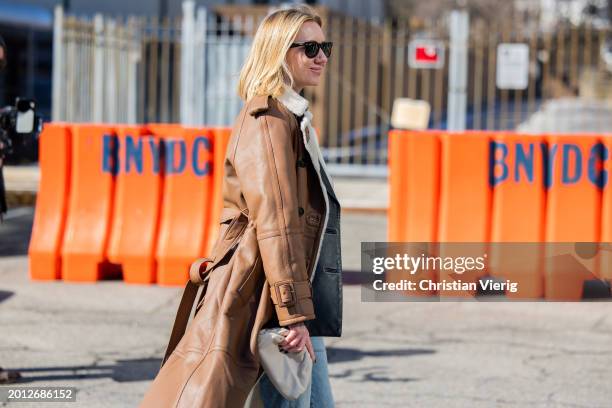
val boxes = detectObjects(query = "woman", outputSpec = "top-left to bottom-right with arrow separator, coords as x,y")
240,5 -> 341,407
140,4 -> 342,408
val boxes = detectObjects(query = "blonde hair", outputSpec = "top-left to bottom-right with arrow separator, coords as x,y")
237,4 -> 322,101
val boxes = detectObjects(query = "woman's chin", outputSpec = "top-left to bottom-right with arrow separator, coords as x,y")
305,77 -> 321,87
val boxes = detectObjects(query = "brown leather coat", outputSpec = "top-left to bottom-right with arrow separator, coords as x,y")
140,93 -> 336,407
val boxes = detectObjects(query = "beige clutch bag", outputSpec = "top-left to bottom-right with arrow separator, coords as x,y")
244,327 -> 313,406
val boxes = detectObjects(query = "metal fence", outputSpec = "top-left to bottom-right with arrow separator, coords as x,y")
52,6 -> 181,124
53,3 -> 612,170
181,3 -> 254,126
319,12 -> 611,167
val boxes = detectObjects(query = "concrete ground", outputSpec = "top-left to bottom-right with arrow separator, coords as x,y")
1,206 -> 611,407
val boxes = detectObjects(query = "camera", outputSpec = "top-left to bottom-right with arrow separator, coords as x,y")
0,98 -> 41,163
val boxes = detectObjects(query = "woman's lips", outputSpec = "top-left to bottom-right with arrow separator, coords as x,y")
310,67 -> 323,74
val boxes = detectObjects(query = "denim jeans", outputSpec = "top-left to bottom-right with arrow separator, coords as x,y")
258,336 -> 334,408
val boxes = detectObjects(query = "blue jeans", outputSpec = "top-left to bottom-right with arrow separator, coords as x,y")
258,336 -> 334,408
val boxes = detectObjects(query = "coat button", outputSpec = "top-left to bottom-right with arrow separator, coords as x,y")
297,158 -> 306,167
298,207 -> 304,216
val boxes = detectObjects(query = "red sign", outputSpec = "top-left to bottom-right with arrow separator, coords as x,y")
409,40 -> 445,69
415,45 -> 439,63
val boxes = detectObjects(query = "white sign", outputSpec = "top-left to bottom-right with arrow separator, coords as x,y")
496,43 -> 529,90
391,98 -> 431,130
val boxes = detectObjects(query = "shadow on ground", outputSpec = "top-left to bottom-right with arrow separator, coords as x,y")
0,207 -> 34,257
327,346 -> 435,364
0,290 -> 15,304
7,358 -> 162,383
4,348 -> 435,384
326,346 -> 435,383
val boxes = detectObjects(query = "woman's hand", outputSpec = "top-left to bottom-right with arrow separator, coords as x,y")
279,322 -> 316,362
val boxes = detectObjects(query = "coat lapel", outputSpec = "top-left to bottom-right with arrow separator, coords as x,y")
275,85 -> 338,204
319,161 -> 340,205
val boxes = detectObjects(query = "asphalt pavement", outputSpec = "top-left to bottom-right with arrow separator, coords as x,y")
1,206 -> 611,407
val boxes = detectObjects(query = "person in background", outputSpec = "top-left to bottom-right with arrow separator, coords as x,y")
0,34 -> 22,384
0,35 -> 7,223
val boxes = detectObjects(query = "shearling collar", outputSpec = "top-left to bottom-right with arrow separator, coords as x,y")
275,85 -> 324,174
275,85 -> 336,199
247,86 -> 308,117
276,85 -> 309,116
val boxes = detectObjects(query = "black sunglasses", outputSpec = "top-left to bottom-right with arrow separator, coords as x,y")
289,41 -> 333,58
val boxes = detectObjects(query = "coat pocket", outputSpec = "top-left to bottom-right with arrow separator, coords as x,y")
236,252 -> 263,306
233,224 -> 264,308
305,267 -> 342,337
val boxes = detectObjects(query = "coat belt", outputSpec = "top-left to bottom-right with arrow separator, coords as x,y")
160,206 -> 250,368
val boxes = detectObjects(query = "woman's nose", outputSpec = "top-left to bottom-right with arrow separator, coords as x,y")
315,50 -> 327,65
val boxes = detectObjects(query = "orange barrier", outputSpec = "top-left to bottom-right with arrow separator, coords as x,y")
106,126 -> 163,284
387,130 -> 440,296
387,130 -> 611,301
438,131 -> 492,242
29,123 -> 233,286
490,133 -> 546,241
489,133 -> 546,299
61,124 -> 117,282
437,131 -> 491,297
387,130 -> 408,242
28,123 -> 72,280
544,134 -> 603,300
388,130 -> 441,242
544,135 -> 602,242
31,123 -> 611,300
152,125 -> 215,286
600,136 -> 612,281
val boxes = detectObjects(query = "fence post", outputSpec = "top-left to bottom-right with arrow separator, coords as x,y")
181,0 -> 196,125
105,18 -> 118,123
447,10 -> 469,131
93,14 -> 104,123
127,17 -> 140,125
52,5 -> 64,122
194,7 -> 207,125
